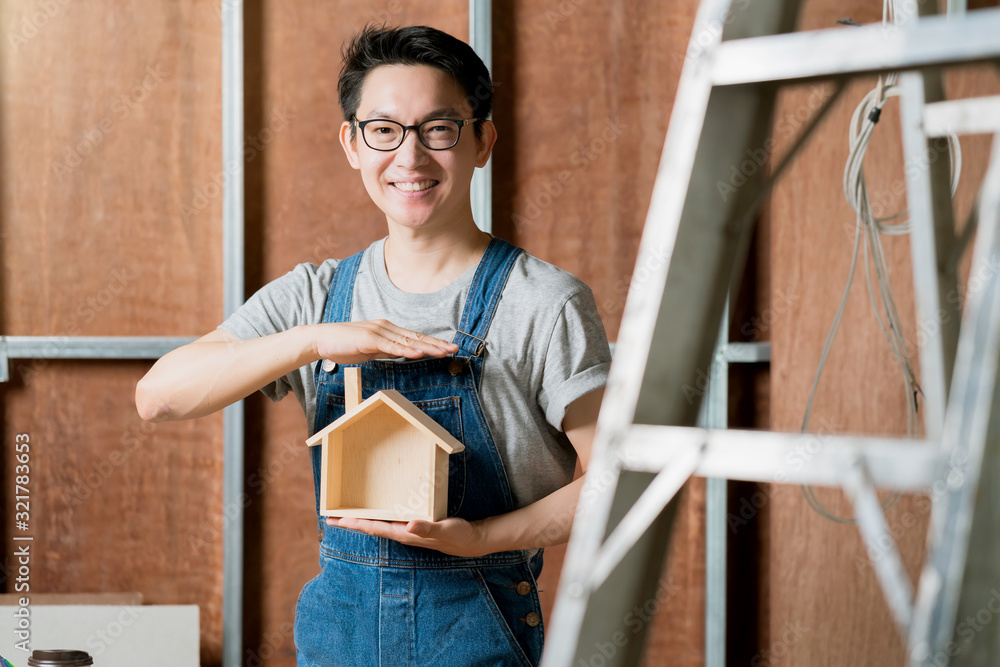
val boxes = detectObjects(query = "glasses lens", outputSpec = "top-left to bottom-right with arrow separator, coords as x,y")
419,119 -> 461,150
363,120 -> 404,149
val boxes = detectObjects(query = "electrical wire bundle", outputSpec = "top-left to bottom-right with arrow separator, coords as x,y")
799,0 -> 962,523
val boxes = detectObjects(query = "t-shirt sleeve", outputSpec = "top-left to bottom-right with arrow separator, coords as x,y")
538,287 -> 612,431
218,261 -> 334,402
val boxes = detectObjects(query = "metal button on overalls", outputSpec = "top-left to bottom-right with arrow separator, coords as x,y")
516,581 -> 532,595
524,611 -> 541,627
448,359 -> 463,376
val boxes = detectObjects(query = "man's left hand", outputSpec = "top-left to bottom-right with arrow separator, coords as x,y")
327,516 -> 489,557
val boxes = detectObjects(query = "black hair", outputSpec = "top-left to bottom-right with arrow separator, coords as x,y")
338,24 -> 493,141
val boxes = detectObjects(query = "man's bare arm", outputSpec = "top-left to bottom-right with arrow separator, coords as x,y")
135,321 -> 458,423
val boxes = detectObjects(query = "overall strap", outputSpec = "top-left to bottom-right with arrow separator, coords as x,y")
452,237 -> 524,362
312,248 -> 366,437
321,248 -> 366,325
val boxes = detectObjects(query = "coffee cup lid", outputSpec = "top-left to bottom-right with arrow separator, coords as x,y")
27,650 -> 94,666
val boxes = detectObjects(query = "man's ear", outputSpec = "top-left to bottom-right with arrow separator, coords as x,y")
339,121 -> 361,170
475,120 -> 498,168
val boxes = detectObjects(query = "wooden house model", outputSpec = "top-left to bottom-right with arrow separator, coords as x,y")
305,367 -> 465,521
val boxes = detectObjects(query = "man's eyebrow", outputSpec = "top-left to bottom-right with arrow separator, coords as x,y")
361,107 -> 465,121
425,106 -> 462,118
363,109 -> 396,120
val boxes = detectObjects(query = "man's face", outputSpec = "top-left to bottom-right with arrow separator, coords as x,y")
340,64 -> 494,233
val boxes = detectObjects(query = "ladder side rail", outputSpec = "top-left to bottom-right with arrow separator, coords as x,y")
544,0 -> 803,662
910,135 -> 1000,664
841,453 -> 916,636
899,66 -> 961,442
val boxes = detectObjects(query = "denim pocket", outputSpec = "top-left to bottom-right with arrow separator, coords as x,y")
410,396 -> 466,517
471,566 -> 538,667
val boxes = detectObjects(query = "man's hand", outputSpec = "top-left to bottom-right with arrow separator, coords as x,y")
327,516 -> 490,557
311,320 -> 458,364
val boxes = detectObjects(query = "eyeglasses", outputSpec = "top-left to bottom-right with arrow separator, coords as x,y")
356,117 -> 478,151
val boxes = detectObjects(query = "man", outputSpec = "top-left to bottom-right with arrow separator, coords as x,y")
136,24 -> 610,666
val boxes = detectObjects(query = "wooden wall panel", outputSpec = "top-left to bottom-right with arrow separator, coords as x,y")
1,1 -> 224,664
0,0 -> 223,337
769,0 -> 1000,664
493,1 -> 695,342
0,363 -> 224,664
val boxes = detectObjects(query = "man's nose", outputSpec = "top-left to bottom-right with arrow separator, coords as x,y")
394,129 -> 430,168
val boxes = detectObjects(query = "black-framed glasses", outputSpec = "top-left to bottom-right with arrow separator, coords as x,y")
356,117 -> 478,151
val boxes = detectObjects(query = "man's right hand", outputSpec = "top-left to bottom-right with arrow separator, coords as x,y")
310,320 -> 457,365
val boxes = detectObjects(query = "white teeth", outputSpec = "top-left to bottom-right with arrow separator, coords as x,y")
393,180 -> 437,192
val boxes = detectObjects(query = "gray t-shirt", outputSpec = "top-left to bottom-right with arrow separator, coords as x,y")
220,237 -> 611,509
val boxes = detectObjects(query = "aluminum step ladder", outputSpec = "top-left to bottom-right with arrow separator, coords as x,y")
541,1 -> 1000,665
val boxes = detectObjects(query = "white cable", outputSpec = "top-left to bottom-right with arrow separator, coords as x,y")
800,0 -> 962,523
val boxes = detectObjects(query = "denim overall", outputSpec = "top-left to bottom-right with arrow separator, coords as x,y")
294,238 -> 545,666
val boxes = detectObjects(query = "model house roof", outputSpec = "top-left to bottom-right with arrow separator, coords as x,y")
306,389 -> 465,454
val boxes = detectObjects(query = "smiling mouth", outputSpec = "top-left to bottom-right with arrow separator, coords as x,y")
391,180 -> 439,192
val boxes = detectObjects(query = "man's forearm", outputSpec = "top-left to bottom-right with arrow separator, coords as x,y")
476,476 -> 586,553
135,326 -> 317,422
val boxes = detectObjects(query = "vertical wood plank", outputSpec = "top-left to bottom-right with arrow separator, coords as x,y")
344,367 -> 362,412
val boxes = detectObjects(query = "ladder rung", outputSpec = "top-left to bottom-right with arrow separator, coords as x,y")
923,96 -> 1000,137
620,425 -> 944,491
711,8 -> 1000,87
718,341 -> 771,364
